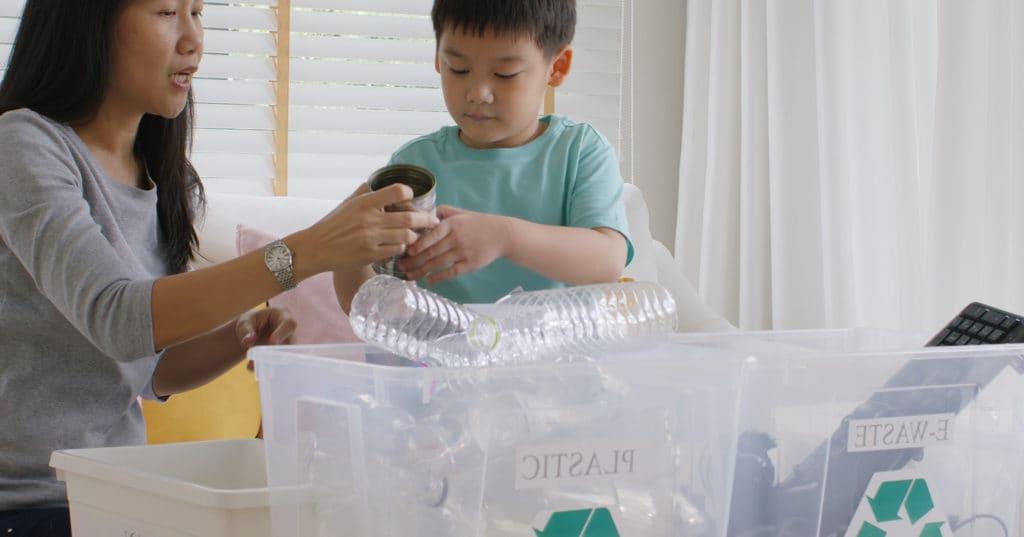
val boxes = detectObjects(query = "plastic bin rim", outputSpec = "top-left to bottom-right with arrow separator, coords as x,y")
248,330 -> 1024,369
246,339 -> 751,372
49,439 -> 279,510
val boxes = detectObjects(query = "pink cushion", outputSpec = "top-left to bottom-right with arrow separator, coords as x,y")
236,225 -> 359,345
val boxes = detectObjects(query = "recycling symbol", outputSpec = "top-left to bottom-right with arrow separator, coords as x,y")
533,507 -> 620,537
844,470 -> 952,537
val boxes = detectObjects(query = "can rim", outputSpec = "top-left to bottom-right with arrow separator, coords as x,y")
367,164 -> 436,199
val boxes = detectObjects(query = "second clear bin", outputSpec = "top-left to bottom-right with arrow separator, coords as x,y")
681,329 -> 1024,537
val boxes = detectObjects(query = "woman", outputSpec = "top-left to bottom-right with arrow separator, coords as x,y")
0,1 -> 432,534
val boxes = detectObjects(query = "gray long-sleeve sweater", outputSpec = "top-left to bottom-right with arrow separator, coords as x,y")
0,109 -> 169,509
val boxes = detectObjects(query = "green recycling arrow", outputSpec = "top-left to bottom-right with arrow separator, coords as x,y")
534,508 -> 620,537
868,480 -> 913,522
904,479 -> 935,525
856,522 -> 887,537
918,521 -> 945,537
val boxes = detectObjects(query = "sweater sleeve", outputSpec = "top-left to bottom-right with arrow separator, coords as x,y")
0,112 -> 158,362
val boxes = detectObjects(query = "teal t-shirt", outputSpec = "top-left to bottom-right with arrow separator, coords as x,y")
389,115 -> 634,304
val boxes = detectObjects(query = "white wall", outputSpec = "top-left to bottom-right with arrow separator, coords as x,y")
632,0 -> 686,253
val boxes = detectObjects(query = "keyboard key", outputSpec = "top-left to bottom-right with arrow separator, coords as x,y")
944,331 -> 960,344
968,324 -> 983,335
959,319 -> 974,330
957,334 -> 971,345
1000,317 -> 1020,330
988,329 -> 1005,342
969,338 -> 983,345
979,326 -> 994,338
982,311 -> 1007,325
951,316 -> 965,327
968,305 -> 987,318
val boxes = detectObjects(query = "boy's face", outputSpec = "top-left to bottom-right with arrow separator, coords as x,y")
436,26 -> 571,149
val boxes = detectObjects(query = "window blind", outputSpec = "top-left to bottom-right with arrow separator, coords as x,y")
0,1 -> 21,81
0,0 -> 633,198
194,1 -> 281,196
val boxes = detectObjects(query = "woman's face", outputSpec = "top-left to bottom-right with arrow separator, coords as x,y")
107,0 -> 204,119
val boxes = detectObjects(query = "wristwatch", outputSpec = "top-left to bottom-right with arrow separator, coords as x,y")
263,239 -> 296,291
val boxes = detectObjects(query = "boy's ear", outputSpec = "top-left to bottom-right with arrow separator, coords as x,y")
548,46 -> 573,88
435,50 -> 441,74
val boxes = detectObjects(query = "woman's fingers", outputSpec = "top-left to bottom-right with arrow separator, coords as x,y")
379,209 -> 437,230
268,315 -> 297,345
237,308 -> 296,348
345,181 -> 371,201
356,183 -> 413,209
313,184 -> 443,272
375,228 -> 420,246
375,243 -> 408,260
236,316 -> 257,349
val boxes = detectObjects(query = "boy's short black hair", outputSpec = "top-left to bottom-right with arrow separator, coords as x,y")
431,0 -> 576,57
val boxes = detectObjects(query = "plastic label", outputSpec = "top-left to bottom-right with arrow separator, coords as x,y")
847,413 -> 955,453
515,440 -> 654,490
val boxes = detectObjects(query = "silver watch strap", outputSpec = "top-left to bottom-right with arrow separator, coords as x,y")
276,266 -> 297,291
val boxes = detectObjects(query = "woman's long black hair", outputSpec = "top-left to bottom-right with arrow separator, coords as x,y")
0,0 -> 205,273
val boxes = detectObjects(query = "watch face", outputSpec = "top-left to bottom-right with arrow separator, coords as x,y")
266,244 -> 291,271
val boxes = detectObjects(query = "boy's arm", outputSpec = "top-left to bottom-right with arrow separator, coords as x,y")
334,265 -> 375,314
401,206 -> 627,285
502,219 -> 627,285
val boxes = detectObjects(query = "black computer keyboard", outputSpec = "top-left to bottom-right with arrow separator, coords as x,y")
927,301 -> 1024,346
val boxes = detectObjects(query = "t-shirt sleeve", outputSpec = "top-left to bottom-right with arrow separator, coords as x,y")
0,113 -> 159,362
387,139 -> 421,167
568,125 -> 635,266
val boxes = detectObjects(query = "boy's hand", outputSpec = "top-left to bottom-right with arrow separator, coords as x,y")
399,205 -> 510,284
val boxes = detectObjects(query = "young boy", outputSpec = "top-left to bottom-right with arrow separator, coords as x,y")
336,0 -> 633,309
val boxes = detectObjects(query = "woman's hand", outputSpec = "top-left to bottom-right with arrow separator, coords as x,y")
295,183 -> 439,275
236,307 -> 297,349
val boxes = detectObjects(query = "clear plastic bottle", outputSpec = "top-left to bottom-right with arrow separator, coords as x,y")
348,275 -> 475,365
349,275 -> 677,367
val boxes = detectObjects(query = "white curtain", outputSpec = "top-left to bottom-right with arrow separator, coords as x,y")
676,0 -> 1024,332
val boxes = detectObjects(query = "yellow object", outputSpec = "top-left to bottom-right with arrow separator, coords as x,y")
142,360 -> 261,444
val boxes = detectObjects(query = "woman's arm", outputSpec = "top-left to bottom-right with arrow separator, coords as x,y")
0,118 -> 430,359
152,187 -> 431,349
333,265 -> 376,314
151,186 -> 431,349
151,307 -> 295,396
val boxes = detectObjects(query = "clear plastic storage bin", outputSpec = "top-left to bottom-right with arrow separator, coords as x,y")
251,340 -> 748,537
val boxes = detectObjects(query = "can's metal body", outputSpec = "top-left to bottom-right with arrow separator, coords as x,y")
367,164 -> 436,279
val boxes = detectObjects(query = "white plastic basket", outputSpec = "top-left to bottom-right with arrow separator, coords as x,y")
51,439 -> 273,537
